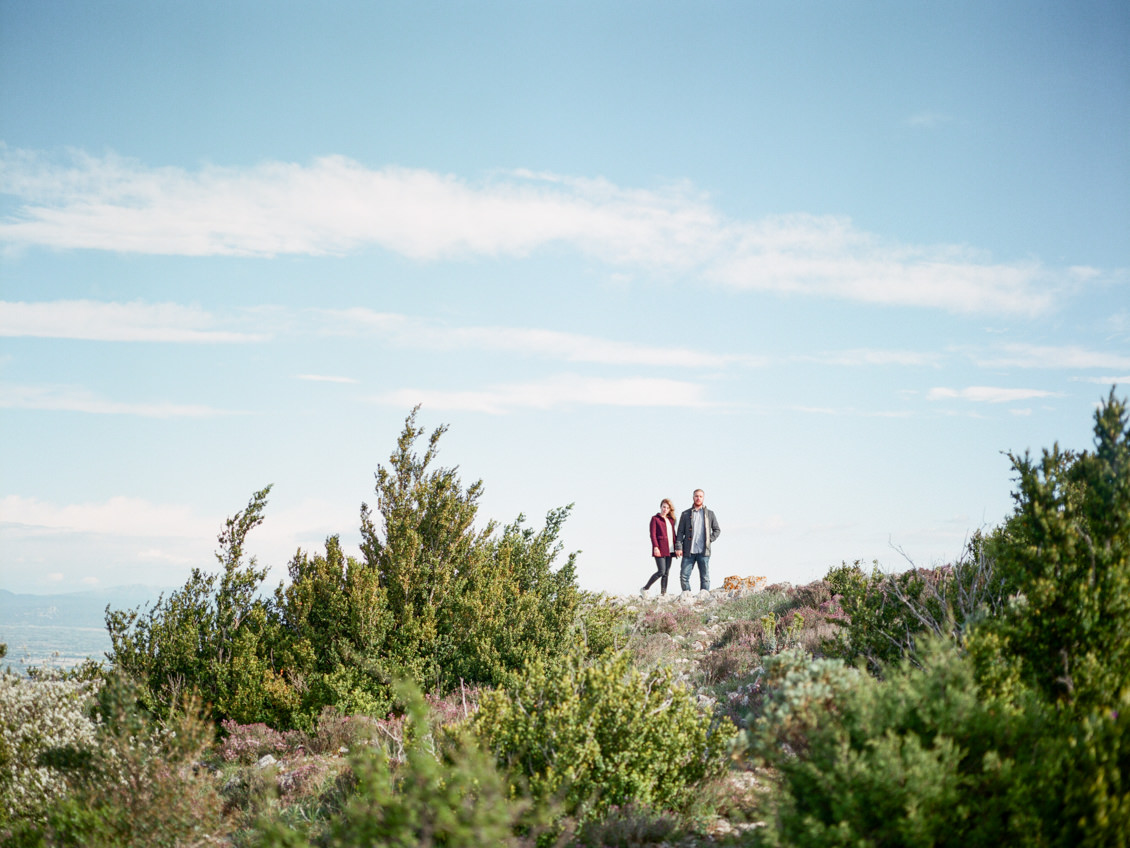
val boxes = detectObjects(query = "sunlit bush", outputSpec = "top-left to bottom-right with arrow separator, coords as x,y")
475,651 -> 735,824
0,671 -> 98,824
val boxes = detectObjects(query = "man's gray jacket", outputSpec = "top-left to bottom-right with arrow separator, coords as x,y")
675,507 -> 721,556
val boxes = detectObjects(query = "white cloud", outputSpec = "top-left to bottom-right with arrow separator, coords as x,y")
46,572 -> 64,582
136,548 -> 199,565
0,300 -> 266,342
321,308 -> 757,369
788,405 -> 915,418
0,147 -> 1083,315
1071,375 -> 1130,385
796,348 -> 941,367
0,494 -> 215,538
0,382 -> 237,417
374,373 -> 713,414
975,343 -> 1130,370
296,374 -> 359,384
81,576 -> 100,586
927,386 -> 1060,403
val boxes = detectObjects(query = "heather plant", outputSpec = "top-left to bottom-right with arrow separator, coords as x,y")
639,604 -> 699,637
826,535 -> 1008,676
220,719 -> 297,764
0,671 -> 99,825
474,650 -> 735,826
699,636 -> 760,685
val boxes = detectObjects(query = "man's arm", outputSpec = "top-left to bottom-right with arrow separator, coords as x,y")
709,510 -> 721,542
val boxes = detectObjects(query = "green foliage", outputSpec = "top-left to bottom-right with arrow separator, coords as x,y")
976,389 -> 1130,711
474,651 -> 735,824
360,409 -> 496,688
826,540 -> 1006,675
445,508 -> 580,687
749,639 -> 1047,847
273,534 -> 395,725
257,683 -> 529,848
575,593 -> 636,658
13,674 -> 223,848
747,392 -> 1130,847
105,486 -> 296,726
104,410 -> 583,729
743,647 -> 862,760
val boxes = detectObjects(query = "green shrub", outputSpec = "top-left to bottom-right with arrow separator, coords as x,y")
575,594 -> 635,658
748,639 -> 1048,847
257,683 -> 529,848
28,674 -> 224,848
105,486 -> 299,728
976,389 -> 1130,712
743,646 -> 862,760
104,409 -> 585,729
474,651 -> 735,824
824,543 -> 1005,675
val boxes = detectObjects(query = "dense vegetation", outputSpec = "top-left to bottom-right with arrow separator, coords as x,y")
103,408 -> 582,731
1,391 -> 1127,846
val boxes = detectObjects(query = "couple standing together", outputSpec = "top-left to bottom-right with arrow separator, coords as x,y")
645,489 -> 721,595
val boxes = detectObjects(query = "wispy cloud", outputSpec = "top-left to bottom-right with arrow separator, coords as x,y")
0,300 -> 266,342
0,494 -> 214,538
974,343 -> 1130,371
1071,375 -> 1130,386
321,308 -> 756,369
0,383 -> 237,417
794,348 -> 941,367
0,146 -> 1085,316
374,373 -> 713,414
296,374 -> 359,384
787,405 -> 915,418
927,386 -> 1060,403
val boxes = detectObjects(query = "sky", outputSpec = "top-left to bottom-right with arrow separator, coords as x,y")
1,0 -> 1128,599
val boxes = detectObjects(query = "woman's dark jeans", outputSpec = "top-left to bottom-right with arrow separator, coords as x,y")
644,556 -> 671,593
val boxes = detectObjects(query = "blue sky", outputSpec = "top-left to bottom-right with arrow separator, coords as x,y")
1,0 -> 1128,597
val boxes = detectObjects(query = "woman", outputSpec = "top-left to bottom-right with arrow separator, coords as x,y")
643,498 -> 678,595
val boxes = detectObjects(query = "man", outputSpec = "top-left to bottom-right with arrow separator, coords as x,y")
674,488 -> 720,592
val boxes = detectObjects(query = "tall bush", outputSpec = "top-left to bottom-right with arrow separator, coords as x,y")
975,388 -> 1130,711
105,487 -> 296,727
105,409 -> 583,728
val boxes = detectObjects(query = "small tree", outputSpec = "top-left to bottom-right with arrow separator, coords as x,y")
106,487 -> 295,725
360,407 -> 495,687
978,388 -> 1130,710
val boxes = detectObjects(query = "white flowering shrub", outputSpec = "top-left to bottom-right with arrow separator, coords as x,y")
0,671 -> 100,823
